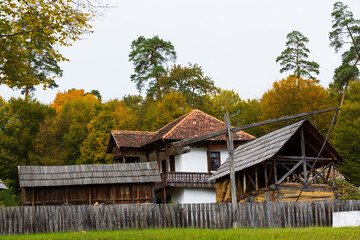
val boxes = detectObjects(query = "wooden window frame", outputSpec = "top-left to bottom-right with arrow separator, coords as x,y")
209,151 -> 221,171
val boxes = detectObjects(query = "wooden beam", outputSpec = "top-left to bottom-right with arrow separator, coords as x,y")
207,144 -> 211,173
277,160 -> 304,184
306,162 -> 333,187
172,108 -> 340,150
122,148 -> 126,163
255,165 -> 258,190
273,159 -> 278,184
275,155 -> 333,161
278,161 -> 304,184
243,172 -> 246,193
152,185 -> 156,203
32,188 -> 35,206
156,147 -> 160,171
306,162 -> 332,185
264,162 -> 268,188
88,185 -> 91,205
163,188 -> 166,203
165,144 -> 169,174
300,127 -> 307,182
224,112 -> 238,220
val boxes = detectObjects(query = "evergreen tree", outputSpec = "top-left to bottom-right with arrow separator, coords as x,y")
128,36 -> 176,96
329,2 -> 360,107
276,31 -> 319,79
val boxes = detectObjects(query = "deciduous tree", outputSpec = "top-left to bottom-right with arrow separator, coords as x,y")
333,81 -> 360,186
276,31 -> 319,79
260,75 -> 333,133
0,0 -> 95,96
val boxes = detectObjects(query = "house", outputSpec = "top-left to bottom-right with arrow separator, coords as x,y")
106,109 -> 254,203
18,162 -> 160,206
0,180 -> 7,190
208,119 -> 344,202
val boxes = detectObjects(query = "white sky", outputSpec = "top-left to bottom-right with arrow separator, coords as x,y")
1,0 -> 360,104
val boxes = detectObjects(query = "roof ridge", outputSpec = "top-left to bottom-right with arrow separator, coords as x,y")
162,109 -> 198,139
111,130 -> 155,135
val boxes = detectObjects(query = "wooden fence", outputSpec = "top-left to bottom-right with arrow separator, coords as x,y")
0,200 -> 359,235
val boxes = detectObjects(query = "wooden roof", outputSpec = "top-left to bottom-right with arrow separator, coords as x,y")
107,109 -> 254,152
18,162 -> 161,188
0,180 -> 7,190
208,119 -> 343,181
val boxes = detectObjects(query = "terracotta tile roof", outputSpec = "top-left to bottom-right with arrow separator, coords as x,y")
111,131 -> 155,148
109,109 -> 255,149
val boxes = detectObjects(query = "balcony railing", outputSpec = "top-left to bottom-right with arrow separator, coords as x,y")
155,172 -> 215,190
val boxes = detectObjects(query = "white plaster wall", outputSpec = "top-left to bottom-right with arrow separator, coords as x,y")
182,188 -> 216,203
176,148 -> 208,172
333,211 -> 360,227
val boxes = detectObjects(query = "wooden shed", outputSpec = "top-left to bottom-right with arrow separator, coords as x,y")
208,119 -> 344,202
18,162 -> 161,206
0,180 -> 7,190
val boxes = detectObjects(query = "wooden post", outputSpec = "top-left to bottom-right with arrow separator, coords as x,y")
224,112 -> 238,223
264,162 -> 268,188
156,147 -> 160,171
207,143 -> 211,173
112,185 -> 115,204
88,185 -> 92,205
300,127 -> 307,182
255,165 -> 259,190
165,144 -> 169,174
273,159 -> 280,202
122,148 -> 126,163
32,188 -> 35,206
163,188 -> 167,203
65,187 -> 69,206
152,185 -> 156,203
243,171 -> 246,193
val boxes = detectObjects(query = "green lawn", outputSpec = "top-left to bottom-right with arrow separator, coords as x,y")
1,227 -> 359,240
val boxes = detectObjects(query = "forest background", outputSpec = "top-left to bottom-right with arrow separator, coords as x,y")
0,1 -> 359,205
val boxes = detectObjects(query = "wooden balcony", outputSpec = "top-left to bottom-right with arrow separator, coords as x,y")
155,172 -> 215,190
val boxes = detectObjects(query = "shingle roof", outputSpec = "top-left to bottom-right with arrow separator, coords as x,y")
0,180 -> 7,190
107,109 -> 255,151
208,119 -> 343,181
18,162 -> 161,188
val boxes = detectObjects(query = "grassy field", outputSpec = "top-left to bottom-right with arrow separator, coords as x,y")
1,227 -> 359,240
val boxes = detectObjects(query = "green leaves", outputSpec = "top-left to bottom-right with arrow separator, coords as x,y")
329,2 -> 360,90
276,31 -> 320,79
0,0 -> 94,96
129,35 -> 177,94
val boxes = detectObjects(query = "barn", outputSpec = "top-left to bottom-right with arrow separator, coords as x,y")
208,119 -> 344,202
18,162 -> 161,206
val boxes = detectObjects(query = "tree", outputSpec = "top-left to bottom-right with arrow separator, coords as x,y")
333,81 -> 360,186
0,97 -> 53,187
142,92 -> 191,131
260,75 -> 334,133
276,31 -> 320,79
129,35 -> 176,95
158,63 -> 218,107
0,0 -> 95,96
32,96 -> 100,166
79,100 -> 139,164
329,2 -> 360,107
51,89 -> 97,114
205,89 -> 264,136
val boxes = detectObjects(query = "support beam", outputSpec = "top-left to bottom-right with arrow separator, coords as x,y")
207,144 -> 211,173
165,144 -> 169,174
278,161 -> 304,184
300,127 -> 307,182
224,112 -> 238,219
264,162 -> 268,188
122,148 -> 126,163
172,108 -> 340,150
243,172 -> 246,193
277,160 -> 304,184
156,147 -> 160,171
163,188 -> 166,203
255,165 -> 259,190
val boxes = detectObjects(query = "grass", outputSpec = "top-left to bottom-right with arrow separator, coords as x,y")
1,227 -> 360,240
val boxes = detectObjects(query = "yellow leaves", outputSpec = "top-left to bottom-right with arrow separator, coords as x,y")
51,89 -> 98,114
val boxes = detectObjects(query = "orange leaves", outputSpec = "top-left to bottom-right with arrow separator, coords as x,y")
51,89 -> 97,114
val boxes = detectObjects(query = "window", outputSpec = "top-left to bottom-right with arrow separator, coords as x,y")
210,152 -> 220,171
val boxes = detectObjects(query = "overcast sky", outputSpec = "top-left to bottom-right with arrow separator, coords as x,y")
1,0 -> 360,104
